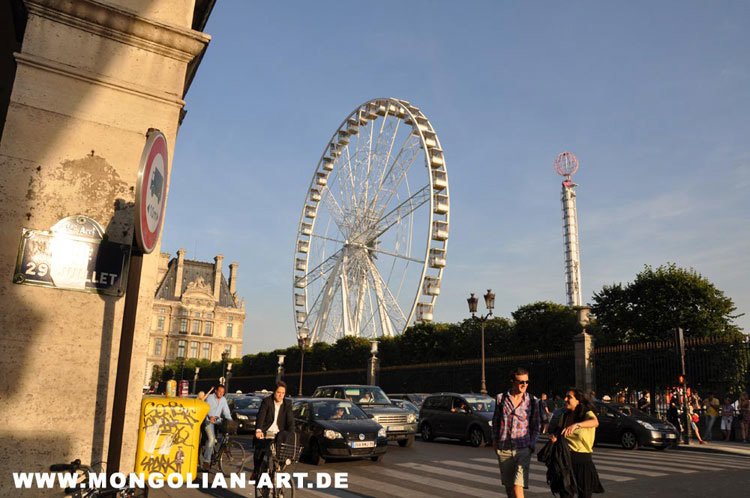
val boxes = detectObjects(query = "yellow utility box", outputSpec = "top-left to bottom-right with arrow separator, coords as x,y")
135,395 -> 209,480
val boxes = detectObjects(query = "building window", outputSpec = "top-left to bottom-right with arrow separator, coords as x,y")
224,344 -> 232,356
206,312 -> 213,318
154,338 -> 163,356
192,320 -> 201,335
228,316 -> 233,321
159,308 -> 166,314
180,318 -> 188,333
194,312 -> 201,317
226,323 -> 233,338
157,316 -> 165,331
204,322 -> 213,336
202,343 -> 211,360
180,310 -> 188,316
190,341 -> 198,358
177,340 -> 186,359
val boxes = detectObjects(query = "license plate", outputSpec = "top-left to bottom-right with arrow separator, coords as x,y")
351,441 -> 375,448
666,433 -> 676,439
388,426 -> 404,431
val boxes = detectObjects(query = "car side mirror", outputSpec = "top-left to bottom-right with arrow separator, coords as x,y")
606,412 -> 616,418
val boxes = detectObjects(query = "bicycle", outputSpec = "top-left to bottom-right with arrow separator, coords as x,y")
200,419 -> 247,474
48,459 -> 147,497
253,432 -> 303,498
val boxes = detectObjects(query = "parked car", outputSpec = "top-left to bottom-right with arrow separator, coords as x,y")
228,395 -> 263,433
312,385 -> 417,447
388,393 -> 430,408
550,401 -> 679,450
418,393 -> 495,447
292,398 -> 388,464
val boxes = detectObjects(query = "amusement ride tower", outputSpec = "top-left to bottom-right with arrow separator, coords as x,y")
554,152 -> 582,307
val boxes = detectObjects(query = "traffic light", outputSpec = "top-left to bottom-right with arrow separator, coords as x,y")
678,374 -> 686,384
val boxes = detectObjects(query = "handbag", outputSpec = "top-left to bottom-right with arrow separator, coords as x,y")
691,413 -> 699,423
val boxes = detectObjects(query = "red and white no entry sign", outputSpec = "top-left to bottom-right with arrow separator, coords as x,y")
134,129 -> 169,254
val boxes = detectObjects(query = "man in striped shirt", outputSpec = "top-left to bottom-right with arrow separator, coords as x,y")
492,367 -> 540,498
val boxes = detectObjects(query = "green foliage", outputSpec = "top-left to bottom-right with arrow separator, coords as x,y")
592,263 -> 744,343
510,302 -> 580,354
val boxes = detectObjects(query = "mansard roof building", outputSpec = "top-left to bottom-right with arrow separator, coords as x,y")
145,249 -> 246,385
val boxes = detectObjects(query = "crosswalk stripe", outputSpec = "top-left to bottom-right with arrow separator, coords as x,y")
590,463 -> 666,477
592,454 -> 703,472
596,450 -> 750,469
441,459 -> 633,483
344,474 -> 436,498
374,467 -> 495,497
295,487 -> 363,498
397,462 -> 550,494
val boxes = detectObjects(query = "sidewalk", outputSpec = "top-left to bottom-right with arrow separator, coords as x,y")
675,439 -> 750,457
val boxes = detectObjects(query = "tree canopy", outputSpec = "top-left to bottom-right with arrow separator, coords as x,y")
592,263 -> 744,344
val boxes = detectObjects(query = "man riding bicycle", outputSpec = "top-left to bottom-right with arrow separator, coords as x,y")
202,384 -> 233,471
252,381 -> 294,480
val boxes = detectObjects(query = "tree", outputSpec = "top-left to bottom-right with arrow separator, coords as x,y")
510,302 -> 580,354
592,263 -> 744,343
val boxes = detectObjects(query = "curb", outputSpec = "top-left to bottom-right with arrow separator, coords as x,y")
672,443 -> 750,457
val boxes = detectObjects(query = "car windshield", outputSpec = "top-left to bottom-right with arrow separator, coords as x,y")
410,394 -> 427,405
615,404 -> 650,418
464,396 -> 495,412
343,387 -> 391,405
233,397 -> 261,410
312,401 -> 369,420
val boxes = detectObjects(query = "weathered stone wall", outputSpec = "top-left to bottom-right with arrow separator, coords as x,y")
0,1 -> 210,494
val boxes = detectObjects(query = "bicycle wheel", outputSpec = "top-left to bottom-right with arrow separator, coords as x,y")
219,440 -> 246,475
275,475 -> 295,498
254,464 -> 271,498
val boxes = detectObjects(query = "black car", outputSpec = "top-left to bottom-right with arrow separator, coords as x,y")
550,402 -> 679,450
228,395 -> 262,434
312,385 -> 417,446
418,393 -> 495,447
292,399 -> 388,465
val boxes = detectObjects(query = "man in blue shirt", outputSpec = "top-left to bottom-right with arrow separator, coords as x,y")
202,385 -> 232,470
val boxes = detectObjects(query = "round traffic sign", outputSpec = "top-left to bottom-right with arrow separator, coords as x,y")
134,130 -> 169,253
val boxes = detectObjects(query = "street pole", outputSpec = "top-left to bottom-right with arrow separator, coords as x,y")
226,363 -> 232,393
193,367 -> 200,394
106,246 -> 142,475
298,347 -> 305,396
480,320 -> 487,395
674,327 -> 691,444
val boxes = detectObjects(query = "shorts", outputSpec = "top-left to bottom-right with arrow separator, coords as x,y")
496,447 -> 531,488
721,417 -> 733,431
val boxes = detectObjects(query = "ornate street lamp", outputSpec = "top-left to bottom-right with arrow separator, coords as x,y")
276,354 -> 286,384
297,328 -> 311,396
226,362 -> 233,393
221,350 -> 228,386
467,289 -> 495,395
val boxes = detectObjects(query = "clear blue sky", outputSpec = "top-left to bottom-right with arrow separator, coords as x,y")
161,1 -> 750,355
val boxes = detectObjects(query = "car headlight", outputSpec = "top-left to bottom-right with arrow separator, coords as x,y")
378,428 -> 387,438
636,420 -> 656,431
407,413 -> 416,423
324,430 -> 343,440
488,420 -> 493,427
236,414 -> 248,420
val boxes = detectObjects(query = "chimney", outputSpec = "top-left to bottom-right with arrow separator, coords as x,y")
213,254 -> 224,300
174,248 -> 186,298
229,262 -> 238,295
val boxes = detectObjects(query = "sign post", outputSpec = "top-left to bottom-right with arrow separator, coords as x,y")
107,129 -> 169,474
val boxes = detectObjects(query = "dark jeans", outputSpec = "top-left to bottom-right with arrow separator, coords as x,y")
253,438 -> 271,472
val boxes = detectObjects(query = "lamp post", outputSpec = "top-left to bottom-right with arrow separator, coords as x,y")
467,289 -> 495,395
297,328 -> 311,396
574,305 -> 595,393
178,358 -> 185,383
368,340 -> 379,386
226,362 -> 233,393
192,367 -> 200,394
221,351 -> 228,386
276,354 -> 286,385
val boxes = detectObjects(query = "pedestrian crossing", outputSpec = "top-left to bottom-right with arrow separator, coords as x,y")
293,447 -> 750,498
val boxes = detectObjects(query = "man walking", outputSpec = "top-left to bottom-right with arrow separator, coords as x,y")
492,367 -> 541,498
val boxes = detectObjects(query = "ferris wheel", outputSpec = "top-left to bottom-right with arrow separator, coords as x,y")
293,98 -> 450,344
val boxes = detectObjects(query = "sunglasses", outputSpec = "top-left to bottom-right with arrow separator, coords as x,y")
514,380 -> 529,385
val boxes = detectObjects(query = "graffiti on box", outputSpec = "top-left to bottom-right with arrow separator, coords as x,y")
139,401 -> 201,474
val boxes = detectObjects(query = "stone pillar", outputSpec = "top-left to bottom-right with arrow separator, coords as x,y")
175,248 -> 186,298
229,262 -> 239,296
0,1 -> 211,490
367,356 -> 380,386
213,254 -> 224,300
574,331 -> 595,393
